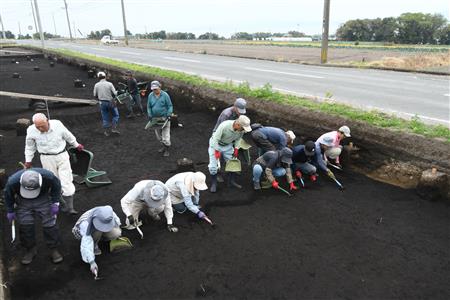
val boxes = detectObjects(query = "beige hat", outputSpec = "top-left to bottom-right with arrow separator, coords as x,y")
184,172 -> 208,195
285,130 -> 296,142
236,115 -> 252,132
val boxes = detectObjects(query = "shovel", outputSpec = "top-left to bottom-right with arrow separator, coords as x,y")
203,215 -> 214,226
332,178 -> 345,191
297,177 -> 305,188
277,186 -> 293,197
93,269 -> 103,281
327,161 -> 343,171
11,220 -> 16,244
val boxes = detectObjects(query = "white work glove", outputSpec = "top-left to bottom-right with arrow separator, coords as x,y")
167,224 -> 178,233
90,261 -> 98,275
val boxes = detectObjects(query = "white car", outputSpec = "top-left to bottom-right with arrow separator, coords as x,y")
101,35 -> 119,45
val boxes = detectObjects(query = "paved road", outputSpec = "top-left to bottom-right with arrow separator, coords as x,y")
18,40 -> 450,126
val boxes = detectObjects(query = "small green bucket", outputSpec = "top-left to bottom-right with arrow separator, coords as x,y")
225,158 -> 242,173
116,92 -> 132,104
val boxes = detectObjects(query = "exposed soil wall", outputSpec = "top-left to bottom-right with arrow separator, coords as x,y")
45,50 -> 450,196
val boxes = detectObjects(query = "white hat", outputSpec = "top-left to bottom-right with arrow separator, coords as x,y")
339,126 -> 351,137
150,80 -> 161,90
285,130 -> 296,142
236,115 -> 252,132
97,71 -> 106,78
184,172 -> 208,195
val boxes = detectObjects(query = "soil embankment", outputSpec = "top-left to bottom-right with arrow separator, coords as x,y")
0,50 -> 449,299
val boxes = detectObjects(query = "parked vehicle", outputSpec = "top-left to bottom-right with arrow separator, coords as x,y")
101,35 -> 119,45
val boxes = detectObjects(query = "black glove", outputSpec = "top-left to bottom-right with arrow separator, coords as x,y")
127,215 -> 135,226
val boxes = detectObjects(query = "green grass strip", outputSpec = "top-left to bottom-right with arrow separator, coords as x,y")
25,46 -> 450,142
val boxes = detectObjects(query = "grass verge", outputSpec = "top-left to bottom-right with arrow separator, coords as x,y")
25,46 -> 450,142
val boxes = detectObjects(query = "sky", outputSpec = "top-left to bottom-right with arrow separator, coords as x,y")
1,0 -> 449,38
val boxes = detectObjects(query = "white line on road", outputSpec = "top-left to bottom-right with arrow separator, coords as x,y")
92,47 -> 106,51
444,93 -> 450,97
163,56 -> 200,63
245,67 -> 325,79
119,51 -> 140,55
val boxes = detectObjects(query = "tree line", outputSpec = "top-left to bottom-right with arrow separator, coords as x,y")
336,13 -> 450,44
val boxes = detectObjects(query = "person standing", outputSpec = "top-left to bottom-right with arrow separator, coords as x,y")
120,180 -> 178,233
4,168 -> 63,264
125,70 -> 144,118
24,113 -> 83,215
72,205 -> 122,276
208,115 -> 252,192
147,80 -> 173,157
93,71 -> 120,136
212,98 -> 247,132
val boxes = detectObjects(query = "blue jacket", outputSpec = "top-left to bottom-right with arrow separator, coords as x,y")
147,90 -> 173,118
258,127 -> 287,150
292,145 -> 311,164
4,168 -> 62,213
311,143 -> 328,172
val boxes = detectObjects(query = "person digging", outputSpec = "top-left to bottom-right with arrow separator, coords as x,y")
312,137 -> 338,183
24,113 -> 83,215
121,180 -> 178,234
147,80 -> 173,157
72,205 -> 122,277
316,125 -> 351,169
208,115 -> 252,193
250,123 -> 296,156
252,147 -> 297,192
4,168 -> 64,265
165,171 -> 210,223
292,140 -> 319,184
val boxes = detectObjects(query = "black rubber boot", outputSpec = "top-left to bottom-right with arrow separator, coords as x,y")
163,145 -> 170,157
21,246 -> 37,265
228,173 -> 242,189
50,249 -> 63,264
210,174 -> 218,193
62,195 -> 78,215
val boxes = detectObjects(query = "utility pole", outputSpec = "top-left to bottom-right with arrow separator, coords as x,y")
73,21 -> 76,38
0,12 -> 6,39
121,0 -> 129,45
18,21 -> 22,36
63,0 -> 73,40
30,0 -> 38,35
52,13 -> 57,35
320,0 -> 330,64
34,0 -> 45,48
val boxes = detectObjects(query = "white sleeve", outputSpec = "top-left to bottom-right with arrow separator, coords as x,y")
80,235 -> 95,264
120,185 -> 141,216
60,122 -> 79,148
163,197 -> 173,225
24,130 -> 37,162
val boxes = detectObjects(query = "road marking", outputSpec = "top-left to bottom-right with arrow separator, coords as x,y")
71,45 -> 82,48
444,93 -> 450,97
163,56 -> 200,63
245,67 -> 324,79
92,47 -> 106,51
119,51 -> 140,55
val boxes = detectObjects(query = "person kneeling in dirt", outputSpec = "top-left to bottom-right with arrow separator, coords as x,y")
312,137 -> 337,180
252,147 -> 297,192
212,98 -> 247,132
250,123 -> 296,156
208,115 -> 252,193
147,80 -> 173,157
316,125 -> 351,169
120,180 -> 178,233
93,71 -> 120,136
292,140 -> 318,183
72,205 -> 121,276
25,113 -> 83,215
4,168 -> 64,265
165,172 -> 209,221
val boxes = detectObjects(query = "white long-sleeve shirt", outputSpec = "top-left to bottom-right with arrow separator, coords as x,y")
120,180 -> 173,225
25,119 -> 79,162
165,172 -> 201,214
73,207 -> 121,264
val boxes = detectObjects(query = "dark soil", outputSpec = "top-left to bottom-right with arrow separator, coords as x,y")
1,55 -> 449,300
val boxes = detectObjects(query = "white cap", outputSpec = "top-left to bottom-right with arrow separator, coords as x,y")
285,130 -> 296,142
97,71 -> 106,78
339,126 -> 351,137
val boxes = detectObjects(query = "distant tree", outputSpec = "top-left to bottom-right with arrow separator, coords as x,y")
18,34 -> 32,39
198,32 -> 219,40
87,29 -> 112,39
288,30 -> 306,37
125,29 -> 132,36
32,32 -> 60,39
231,32 -> 253,40
187,33 -> 196,39
436,24 -> 450,44
252,32 -> 272,40
372,17 -> 398,42
3,30 -> 15,39
272,32 -> 284,37
397,13 -> 446,44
